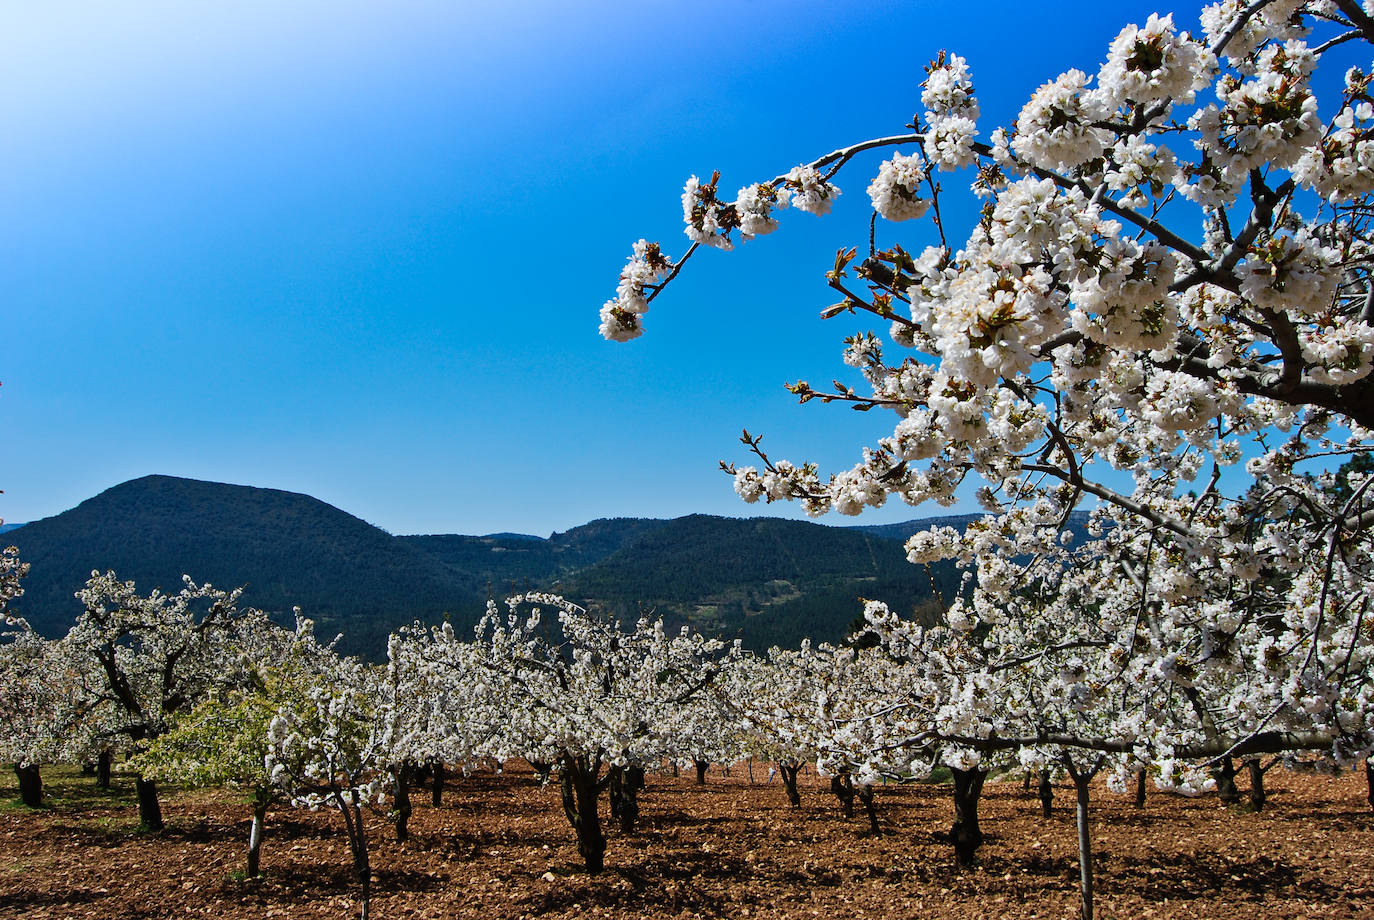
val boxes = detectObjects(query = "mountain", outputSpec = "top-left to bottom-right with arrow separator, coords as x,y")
547,514 -> 956,648
399,517 -> 669,593
6,475 -> 1020,657
0,523 -> 23,535
7,475 -> 488,656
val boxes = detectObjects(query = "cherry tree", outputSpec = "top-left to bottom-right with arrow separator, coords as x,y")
602,0 -> 1374,772
130,613 -> 338,877
603,3 -> 1374,914
67,571 -> 277,830
464,592 -> 739,872
379,621 -> 503,840
264,651 -> 387,920
727,647 -> 826,808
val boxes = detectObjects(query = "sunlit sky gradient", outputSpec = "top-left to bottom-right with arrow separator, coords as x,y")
6,0 -> 1182,535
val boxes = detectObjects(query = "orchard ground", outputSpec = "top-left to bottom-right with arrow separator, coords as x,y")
2,762 -> 1371,919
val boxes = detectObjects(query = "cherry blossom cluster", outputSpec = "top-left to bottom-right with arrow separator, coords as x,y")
600,0 -> 1374,785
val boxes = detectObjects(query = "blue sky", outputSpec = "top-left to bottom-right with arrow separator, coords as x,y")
5,0 -> 1186,536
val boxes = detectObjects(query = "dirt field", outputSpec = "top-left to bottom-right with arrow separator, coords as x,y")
2,761 -> 1372,919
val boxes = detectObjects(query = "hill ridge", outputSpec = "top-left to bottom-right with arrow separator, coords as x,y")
7,475 -> 1019,656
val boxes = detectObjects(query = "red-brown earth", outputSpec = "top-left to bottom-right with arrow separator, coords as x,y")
2,762 -> 1371,919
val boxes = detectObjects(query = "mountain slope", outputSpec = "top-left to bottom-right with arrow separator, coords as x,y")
7,475 -> 486,655
8,475 -> 1046,656
552,514 -> 959,648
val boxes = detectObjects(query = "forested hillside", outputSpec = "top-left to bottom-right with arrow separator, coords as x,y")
7,476 -> 488,655
9,476 -> 974,655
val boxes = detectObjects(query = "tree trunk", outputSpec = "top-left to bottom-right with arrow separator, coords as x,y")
1023,770 -> 1032,795
1366,759 -> 1374,813
392,763 -> 413,842
1071,770 -> 1096,920
97,749 -> 112,790
14,764 -> 42,808
342,799 -> 371,920
830,773 -> 856,818
431,762 -> 445,808
607,766 -> 641,833
779,762 -> 802,808
135,777 -> 163,832
1038,769 -> 1054,818
1134,769 -> 1147,809
693,759 -> 708,785
246,789 -> 270,878
857,784 -> 880,836
1213,756 -> 1242,805
559,758 -> 606,873
949,767 -> 987,867
1245,759 -> 1266,812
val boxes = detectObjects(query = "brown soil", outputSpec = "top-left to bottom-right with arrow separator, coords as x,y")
3,762 -> 1372,919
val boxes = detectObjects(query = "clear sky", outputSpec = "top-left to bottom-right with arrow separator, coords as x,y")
4,0 -> 1182,536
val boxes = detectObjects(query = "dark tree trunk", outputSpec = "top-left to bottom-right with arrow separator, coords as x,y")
606,765 -> 643,834
857,784 -> 881,836
246,789 -> 270,878
779,762 -> 802,808
97,749 -> 113,790
1213,756 -> 1242,805
1070,767 -> 1098,920
622,766 -> 643,832
335,794 -> 371,920
830,773 -> 856,818
1038,769 -> 1054,818
1245,759 -> 1267,812
1023,770 -> 1032,795
949,767 -> 987,867
1367,759 -> 1374,813
431,762 -> 445,808
135,777 -> 163,831
392,763 -> 413,842
693,759 -> 708,785
559,758 -> 606,873
14,764 -> 42,808
608,766 -> 624,820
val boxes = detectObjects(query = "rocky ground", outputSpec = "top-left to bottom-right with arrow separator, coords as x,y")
2,761 -> 1372,919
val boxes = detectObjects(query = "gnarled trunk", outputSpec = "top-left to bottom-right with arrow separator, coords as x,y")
830,773 -> 856,818
430,762 -> 446,808
1213,756 -> 1241,805
779,762 -> 802,808
559,756 -> 606,873
1038,769 -> 1054,818
97,749 -> 113,790
607,765 -> 642,833
392,763 -> 413,842
857,784 -> 880,836
949,767 -> 987,867
1245,758 -> 1267,812
1134,769 -> 1147,809
693,759 -> 708,785
135,777 -> 163,831
14,764 -> 42,808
